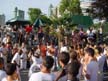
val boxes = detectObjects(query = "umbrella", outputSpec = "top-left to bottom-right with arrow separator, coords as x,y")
33,18 -> 44,28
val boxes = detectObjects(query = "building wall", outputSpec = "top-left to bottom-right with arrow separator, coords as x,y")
0,14 -> 5,26
48,4 -> 61,18
80,0 -> 96,15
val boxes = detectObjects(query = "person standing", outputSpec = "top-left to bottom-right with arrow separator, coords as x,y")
95,46 -> 106,81
2,34 -> 8,45
60,42 -> 68,53
38,27 -> 44,43
25,24 -> 32,34
0,57 -> 6,81
28,46 -> 42,77
55,52 -> 70,81
11,49 -> 22,67
0,43 -> 8,67
40,43 -> 47,58
2,63 -> 20,81
11,49 -> 22,81
20,43 -> 27,70
20,52 -> 27,70
84,48 -> 99,81
29,56 -> 55,81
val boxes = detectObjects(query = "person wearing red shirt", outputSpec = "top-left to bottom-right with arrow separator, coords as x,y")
25,24 -> 32,34
40,43 -> 47,58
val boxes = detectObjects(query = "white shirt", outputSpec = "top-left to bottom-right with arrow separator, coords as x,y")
1,78 -> 18,81
96,55 -> 106,81
11,53 -> 20,65
31,55 -> 42,64
0,70 -> 6,81
20,53 -> 27,62
0,47 -> 7,55
29,56 -> 42,77
29,72 -> 55,81
97,54 -> 106,72
11,53 -> 21,79
29,63 -> 41,77
60,46 -> 68,53
22,47 -> 27,54
2,37 -> 7,44
86,30 -> 90,35
31,55 -> 36,63
99,28 -> 102,34
86,61 -> 99,81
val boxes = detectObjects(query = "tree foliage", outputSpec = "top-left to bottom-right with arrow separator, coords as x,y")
28,8 -> 42,24
91,0 -> 108,18
28,8 -> 52,25
40,15 -> 52,25
59,0 -> 82,15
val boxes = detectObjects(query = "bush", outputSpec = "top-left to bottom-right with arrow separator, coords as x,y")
103,22 -> 108,33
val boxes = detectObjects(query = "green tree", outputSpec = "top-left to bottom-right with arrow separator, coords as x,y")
28,8 -> 52,25
91,0 -> 108,19
40,15 -> 52,25
28,8 -> 42,24
59,0 -> 82,16
50,16 -> 59,25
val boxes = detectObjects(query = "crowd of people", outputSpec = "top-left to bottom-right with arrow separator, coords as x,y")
0,24 -> 108,81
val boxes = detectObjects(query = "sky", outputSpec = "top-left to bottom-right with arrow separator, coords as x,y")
0,0 -> 61,21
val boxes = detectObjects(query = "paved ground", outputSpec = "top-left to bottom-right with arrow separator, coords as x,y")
103,72 -> 108,81
20,70 -> 108,81
20,70 -> 28,81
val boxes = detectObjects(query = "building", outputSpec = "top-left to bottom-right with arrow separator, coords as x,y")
6,7 -> 30,26
14,7 -> 25,20
80,0 -> 96,15
0,14 -> 5,26
56,5 -> 61,17
48,4 -> 61,17
48,4 -> 54,17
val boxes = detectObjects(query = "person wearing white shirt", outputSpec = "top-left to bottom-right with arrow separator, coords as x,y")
84,48 -> 99,81
0,43 -> 8,67
60,46 -> 68,53
11,49 -> 22,81
21,43 -> 27,54
2,34 -> 10,45
95,47 -> 106,81
28,49 -> 42,77
20,53 -> 27,70
29,56 -> 55,81
20,43 -> 27,70
0,57 -> 6,81
60,46 -> 69,53
11,52 -> 21,67
2,63 -> 20,81
2,37 -> 7,45
86,29 -> 90,35
60,42 -> 68,53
